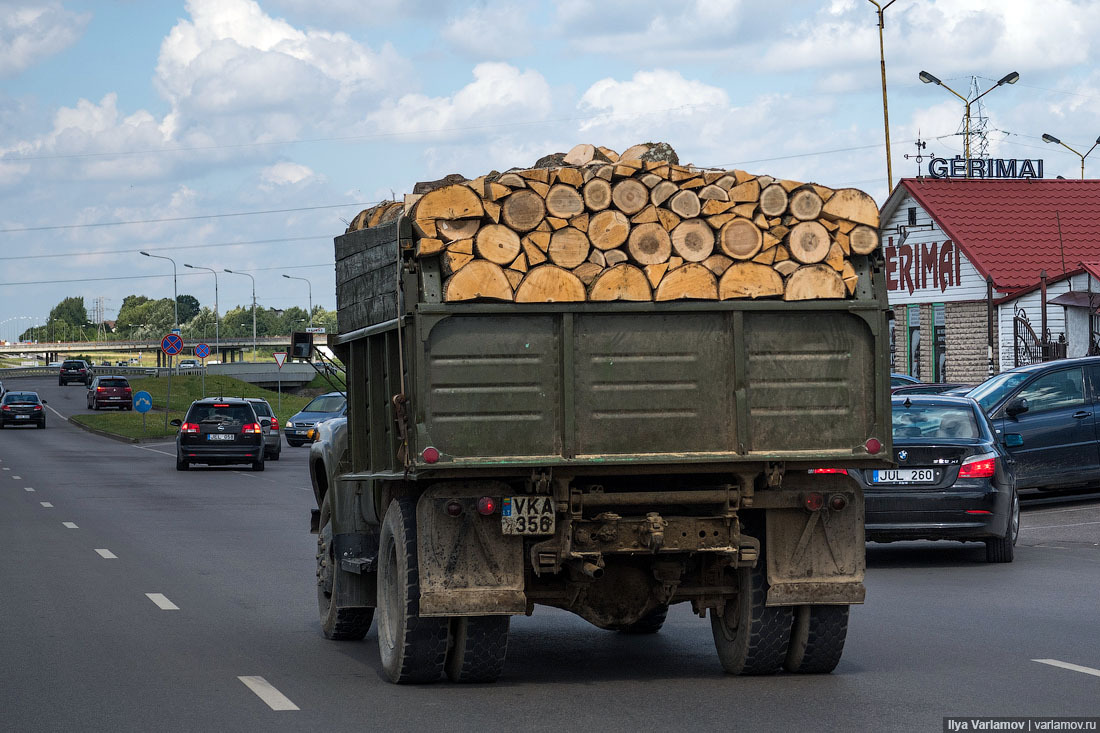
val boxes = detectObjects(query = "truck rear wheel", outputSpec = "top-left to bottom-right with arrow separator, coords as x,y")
710,561 -> 792,675
619,605 -> 669,634
445,616 -> 510,682
784,605 -> 849,674
377,497 -> 450,684
317,495 -> 374,640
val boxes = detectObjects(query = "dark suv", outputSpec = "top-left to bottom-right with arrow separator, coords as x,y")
171,398 -> 268,472
966,355 -> 1100,490
59,359 -> 92,386
87,376 -> 133,410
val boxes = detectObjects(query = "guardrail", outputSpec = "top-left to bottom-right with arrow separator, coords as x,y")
0,365 -> 195,379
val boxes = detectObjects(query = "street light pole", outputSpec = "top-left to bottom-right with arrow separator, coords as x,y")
140,251 -> 179,328
868,0 -> 898,191
918,70 -> 1020,167
185,263 -> 220,362
224,269 -> 256,361
1042,133 -> 1100,179
282,274 -> 313,328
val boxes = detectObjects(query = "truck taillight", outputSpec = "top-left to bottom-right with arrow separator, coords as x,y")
865,438 -> 882,454
829,494 -> 848,510
804,492 -> 824,511
422,446 -> 440,463
180,422 -> 200,433
477,497 -> 496,516
958,456 -> 996,478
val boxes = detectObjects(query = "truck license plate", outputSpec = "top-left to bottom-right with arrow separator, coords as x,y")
873,469 -> 935,483
501,496 -> 555,535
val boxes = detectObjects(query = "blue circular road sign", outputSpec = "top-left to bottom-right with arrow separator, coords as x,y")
133,391 -> 153,414
161,333 -> 184,356
195,343 -> 210,360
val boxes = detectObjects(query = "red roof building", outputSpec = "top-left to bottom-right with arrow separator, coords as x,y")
880,178 -> 1100,383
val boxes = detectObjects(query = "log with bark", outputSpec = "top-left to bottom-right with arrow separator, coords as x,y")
350,142 -> 881,303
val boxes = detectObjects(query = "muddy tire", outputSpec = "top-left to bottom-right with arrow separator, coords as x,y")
619,605 -> 669,634
711,561 -> 792,675
317,495 -> 374,641
784,604 -> 849,673
985,489 -> 1018,563
445,616 -> 510,682
377,497 -> 449,683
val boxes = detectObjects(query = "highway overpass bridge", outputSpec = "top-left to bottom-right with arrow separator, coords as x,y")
0,336 -> 306,366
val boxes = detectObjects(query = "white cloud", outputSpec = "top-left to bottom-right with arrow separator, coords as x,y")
0,2 -> 90,77
367,62 -> 552,139
260,161 -> 317,188
578,70 -> 729,142
442,2 -> 534,60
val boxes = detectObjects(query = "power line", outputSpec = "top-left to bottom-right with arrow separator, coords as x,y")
0,235 -> 328,261
0,201 -> 376,234
0,262 -> 332,287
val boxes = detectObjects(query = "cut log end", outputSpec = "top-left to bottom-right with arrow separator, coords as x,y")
514,265 -> 587,302
443,260 -> 514,302
783,265 -> 846,301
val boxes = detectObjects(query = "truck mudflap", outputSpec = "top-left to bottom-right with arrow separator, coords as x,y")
762,478 -> 866,606
415,483 -> 526,617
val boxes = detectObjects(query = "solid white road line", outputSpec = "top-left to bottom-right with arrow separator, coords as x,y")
238,676 -> 299,711
40,502 -> 52,508
145,593 -> 179,610
95,549 -> 117,559
62,522 -> 78,529
1033,659 -> 1100,678
134,445 -> 175,457
45,404 -> 67,421
1021,520 -> 1100,530
2,467 -> 8,470
1026,505 -> 1100,516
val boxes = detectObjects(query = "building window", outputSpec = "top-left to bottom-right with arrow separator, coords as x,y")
933,303 -> 946,382
907,304 -> 921,380
908,207 -> 917,226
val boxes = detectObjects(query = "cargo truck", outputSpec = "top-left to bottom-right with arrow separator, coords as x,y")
309,187 -> 892,684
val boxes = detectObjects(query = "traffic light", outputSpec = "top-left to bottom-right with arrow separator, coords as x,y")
290,331 -> 313,360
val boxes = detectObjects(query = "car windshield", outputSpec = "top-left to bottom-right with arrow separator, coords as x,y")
187,404 -> 254,425
249,401 -> 272,417
304,396 -> 345,413
967,372 -> 1032,412
4,393 -> 38,404
892,403 -> 980,440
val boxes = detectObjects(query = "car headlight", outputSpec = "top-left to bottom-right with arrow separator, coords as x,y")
286,421 -> 294,427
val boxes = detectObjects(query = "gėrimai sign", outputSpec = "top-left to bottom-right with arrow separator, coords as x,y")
927,156 -> 1044,179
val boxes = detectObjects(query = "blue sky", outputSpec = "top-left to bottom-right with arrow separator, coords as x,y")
2,0 -> 1100,339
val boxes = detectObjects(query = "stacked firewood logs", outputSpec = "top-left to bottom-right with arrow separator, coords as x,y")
347,143 -> 880,302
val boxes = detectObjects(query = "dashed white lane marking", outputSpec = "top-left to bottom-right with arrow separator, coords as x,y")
40,502 -> 52,508
1021,520 -> 1100,530
24,487 -> 34,492
145,593 -> 179,610
1033,659 -> 1100,678
238,677 -> 299,711
95,549 -> 117,559
62,522 -> 78,529
12,476 -> 21,480
2,467 -> 8,471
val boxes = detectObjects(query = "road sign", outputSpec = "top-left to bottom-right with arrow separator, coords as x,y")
273,351 -> 288,369
170,328 -> 181,335
195,343 -> 210,360
305,327 -> 326,334
133,391 -> 153,413
161,333 -> 184,356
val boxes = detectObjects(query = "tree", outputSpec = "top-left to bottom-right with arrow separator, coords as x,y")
48,296 -> 88,328
116,295 -> 151,332
176,294 -> 200,323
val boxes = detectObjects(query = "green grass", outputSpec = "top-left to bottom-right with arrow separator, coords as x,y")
304,370 -> 346,391
69,374 -> 313,440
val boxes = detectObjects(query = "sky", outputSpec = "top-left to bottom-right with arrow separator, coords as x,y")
2,0 -> 1100,340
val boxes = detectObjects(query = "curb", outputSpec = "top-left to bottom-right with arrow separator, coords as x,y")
67,416 -> 175,444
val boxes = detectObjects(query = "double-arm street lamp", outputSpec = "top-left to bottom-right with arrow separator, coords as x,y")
224,268 -> 256,360
184,263 -> 220,361
918,70 -> 1020,164
1042,133 -> 1100,179
282,274 -> 313,328
140,251 -> 179,328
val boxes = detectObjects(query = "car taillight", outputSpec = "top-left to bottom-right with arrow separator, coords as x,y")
180,422 -> 200,433
809,468 -> 848,474
242,423 -> 262,434
33,405 -> 42,411
124,387 -> 132,393
1,406 -> 9,411
97,387 -> 105,392
270,417 -> 280,431
958,456 -> 996,479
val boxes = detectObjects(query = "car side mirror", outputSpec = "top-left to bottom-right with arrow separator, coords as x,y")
260,419 -> 271,427
1005,397 -> 1029,417
1004,433 -> 1024,448
41,400 -> 47,405
169,419 -> 182,427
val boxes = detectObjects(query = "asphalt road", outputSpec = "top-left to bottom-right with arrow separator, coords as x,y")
2,376 -> 1098,732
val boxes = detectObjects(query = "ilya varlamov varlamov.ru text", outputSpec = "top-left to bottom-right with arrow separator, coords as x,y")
946,719 -> 1098,731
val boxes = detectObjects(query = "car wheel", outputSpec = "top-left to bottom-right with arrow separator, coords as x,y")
377,497 -> 449,683
985,488 -> 1019,563
711,557 -> 792,675
784,605 -> 849,673
317,493 -> 374,640
176,457 -> 189,471
270,450 -> 281,461
251,459 -> 265,472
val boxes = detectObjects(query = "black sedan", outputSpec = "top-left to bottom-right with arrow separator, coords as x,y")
0,391 -> 47,429
843,395 -> 1019,563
